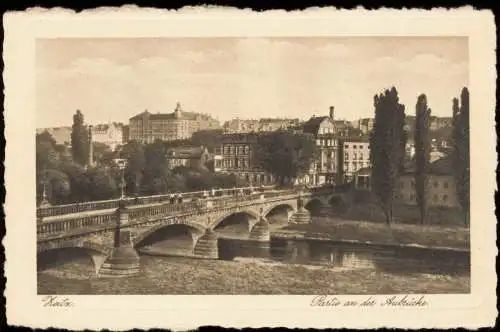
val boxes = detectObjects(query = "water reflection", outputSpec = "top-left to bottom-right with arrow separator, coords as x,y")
218,238 -> 470,275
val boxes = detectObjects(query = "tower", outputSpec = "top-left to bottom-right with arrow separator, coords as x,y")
329,106 -> 335,120
174,102 -> 182,119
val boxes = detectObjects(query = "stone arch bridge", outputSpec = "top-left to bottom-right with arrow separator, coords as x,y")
37,187 -> 341,277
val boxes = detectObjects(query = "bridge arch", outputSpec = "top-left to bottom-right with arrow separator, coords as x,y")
133,221 -> 206,248
37,240 -> 110,275
210,209 -> 260,230
304,198 -> 325,215
263,203 -> 296,225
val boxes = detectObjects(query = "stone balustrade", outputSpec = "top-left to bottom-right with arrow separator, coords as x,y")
36,185 -> 277,218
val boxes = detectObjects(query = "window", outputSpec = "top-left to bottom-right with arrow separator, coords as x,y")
443,194 -> 448,202
433,181 -> 439,188
359,153 -> 363,160
433,194 -> 438,202
353,152 -> 357,160
400,182 -> 404,189
353,145 -> 357,149
443,181 -> 449,189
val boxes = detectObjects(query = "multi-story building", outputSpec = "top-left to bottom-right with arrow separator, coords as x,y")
129,102 -> 220,143
91,122 -> 125,151
222,119 -> 260,133
36,126 -> 72,146
165,146 -> 211,170
302,106 -> 345,185
397,156 -> 459,208
338,136 -> 371,184
354,118 -> 375,135
222,118 -> 300,134
214,133 -> 275,185
122,125 -> 130,143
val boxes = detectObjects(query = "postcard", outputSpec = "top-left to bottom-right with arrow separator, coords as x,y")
3,6 -> 497,330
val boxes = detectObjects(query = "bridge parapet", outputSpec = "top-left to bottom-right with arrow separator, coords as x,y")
36,187 -> 335,242
36,185 -> 277,218
37,211 -> 117,238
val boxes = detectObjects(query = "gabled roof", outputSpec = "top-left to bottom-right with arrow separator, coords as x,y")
302,116 -> 332,134
402,155 -> 454,176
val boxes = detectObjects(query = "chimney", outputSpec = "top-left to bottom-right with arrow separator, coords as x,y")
88,125 -> 94,167
329,106 -> 335,120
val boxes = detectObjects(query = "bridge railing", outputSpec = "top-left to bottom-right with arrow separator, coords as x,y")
36,185 -> 277,218
37,211 -> 116,237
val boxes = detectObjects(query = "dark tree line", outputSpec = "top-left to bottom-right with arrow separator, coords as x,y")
452,87 -> 470,226
370,87 -> 406,225
415,94 -> 431,224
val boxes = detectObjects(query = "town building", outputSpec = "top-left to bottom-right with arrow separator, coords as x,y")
430,116 -> 453,131
222,119 -> 260,133
302,106 -> 341,185
91,122 -> 125,151
397,156 -> 459,208
166,146 -> 211,170
129,102 -> 220,143
338,136 -> 371,184
122,125 -> 130,143
353,118 -> 375,135
222,118 -> 300,134
36,126 -> 72,146
213,133 -> 275,185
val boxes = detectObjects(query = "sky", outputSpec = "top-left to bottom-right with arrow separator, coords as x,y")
36,37 -> 468,128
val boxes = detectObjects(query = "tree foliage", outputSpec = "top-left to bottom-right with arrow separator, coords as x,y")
415,94 -> 431,224
254,132 -> 318,185
370,87 -> 406,225
121,141 -> 146,196
71,110 -> 90,166
452,87 -> 470,226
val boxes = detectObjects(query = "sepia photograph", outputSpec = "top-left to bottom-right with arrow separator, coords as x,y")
3,7 -> 496,330
35,36 -> 471,295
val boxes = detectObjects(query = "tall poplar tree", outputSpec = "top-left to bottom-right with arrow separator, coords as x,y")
370,87 -> 406,225
71,110 -> 89,166
452,87 -> 470,226
415,94 -> 431,224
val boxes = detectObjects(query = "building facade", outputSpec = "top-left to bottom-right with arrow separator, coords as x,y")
302,106 -> 341,185
222,118 -> 300,134
129,103 -> 220,143
397,156 -> 459,208
214,133 -> 275,185
338,136 -> 371,184
36,127 -> 72,146
166,146 -> 211,170
91,122 -> 125,151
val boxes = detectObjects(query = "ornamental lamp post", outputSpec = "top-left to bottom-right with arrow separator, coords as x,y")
114,158 -> 128,200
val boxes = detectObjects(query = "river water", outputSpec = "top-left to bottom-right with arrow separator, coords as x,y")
38,236 -> 470,294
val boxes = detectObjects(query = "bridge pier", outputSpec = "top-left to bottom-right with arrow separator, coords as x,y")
249,218 -> 270,242
194,228 -> 218,259
99,229 -> 140,277
319,203 -> 332,217
99,205 -> 140,277
290,196 -> 312,224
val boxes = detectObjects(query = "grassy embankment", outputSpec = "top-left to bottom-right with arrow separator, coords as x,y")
273,217 -> 470,251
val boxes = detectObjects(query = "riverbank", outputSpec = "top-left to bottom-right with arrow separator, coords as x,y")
38,255 -> 470,295
273,217 -> 470,251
